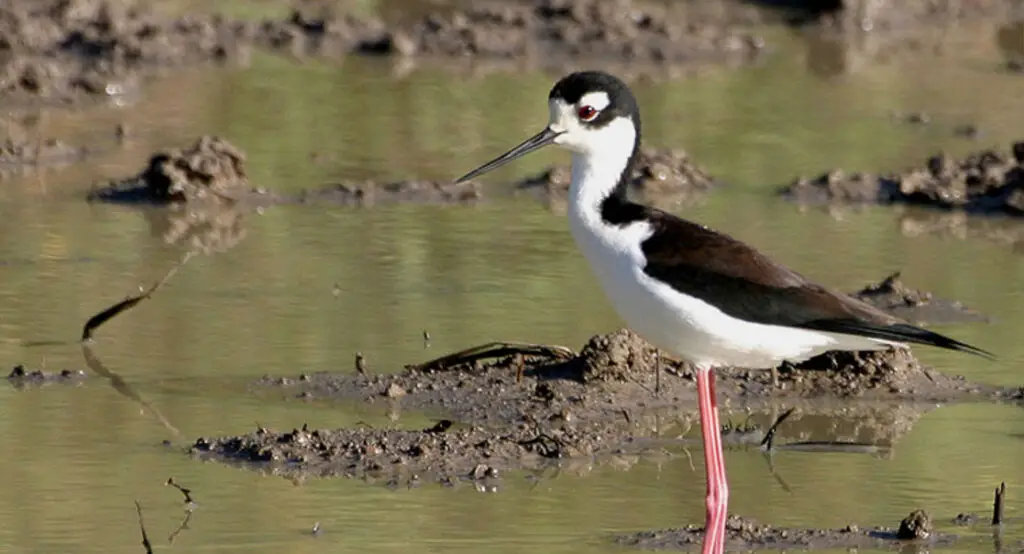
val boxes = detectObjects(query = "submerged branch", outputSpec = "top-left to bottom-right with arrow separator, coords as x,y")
134,501 -> 153,554
406,341 -> 576,373
81,251 -> 194,342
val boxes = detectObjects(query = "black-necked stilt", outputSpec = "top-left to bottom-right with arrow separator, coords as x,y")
455,70 -> 992,554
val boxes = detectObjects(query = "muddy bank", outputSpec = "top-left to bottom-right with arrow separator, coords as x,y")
260,328 -> 1011,426
0,0 -> 254,106
757,0 -> 1016,31
191,391 -> 929,484
516,147 -> 719,210
617,511 -> 956,551
7,364 -> 87,388
850,272 -> 989,325
2,0 -> 768,106
780,141 -> 1024,215
188,326 -> 1021,483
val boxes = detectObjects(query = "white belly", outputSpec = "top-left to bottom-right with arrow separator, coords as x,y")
569,217 -> 892,369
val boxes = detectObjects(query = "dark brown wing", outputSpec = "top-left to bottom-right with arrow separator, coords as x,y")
638,208 -> 992,358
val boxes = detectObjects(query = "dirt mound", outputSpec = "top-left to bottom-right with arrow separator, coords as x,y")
850,272 -> 989,325
293,179 -> 482,206
264,327 -> 1011,419
617,511 -> 956,551
781,141 -> 1024,215
86,136 -> 260,204
516,147 -> 719,209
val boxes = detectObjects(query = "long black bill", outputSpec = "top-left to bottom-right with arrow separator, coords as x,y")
455,127 -> 561,184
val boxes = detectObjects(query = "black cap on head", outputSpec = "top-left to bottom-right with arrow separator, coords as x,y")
548,71 -> 640,130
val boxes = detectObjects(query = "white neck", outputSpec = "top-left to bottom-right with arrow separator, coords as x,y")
565,117 -> 637,232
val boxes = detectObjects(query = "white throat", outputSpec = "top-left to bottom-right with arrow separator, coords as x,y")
564,117 -> 652,301
564,117 -> 638,229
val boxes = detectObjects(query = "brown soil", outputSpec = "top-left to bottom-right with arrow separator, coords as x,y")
388,0 -> 766,70
849,272 -> 989,325
1,0 -> 769,107
616,511 -> 956,551
515,147 -> 719,210
189,327 -> 1021,484
780,141 -> 1024,215
7,364 -> 87,388
756,0 -> 1015,32
0,0 -> 253,106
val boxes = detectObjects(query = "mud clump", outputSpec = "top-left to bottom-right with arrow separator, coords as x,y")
7,364 -> 87,388
781,141 -> 1024,215
86,136 -> 259,204
86,136 -> 263,254
618,511 -> 956,551
294,179 -> 482,206
517,147 -> 718,209
849,272 -> 989,325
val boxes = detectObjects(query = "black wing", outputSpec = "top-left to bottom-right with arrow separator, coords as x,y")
638,208 -> 993,359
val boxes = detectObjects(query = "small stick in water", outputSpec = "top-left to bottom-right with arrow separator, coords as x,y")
992,482 -> 1006,525
81,252 -> 194,342
165,477 -> 195,505
423,330 -> 431,349
134,501 -> 153,554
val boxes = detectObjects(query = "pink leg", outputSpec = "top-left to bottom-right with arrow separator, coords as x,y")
696,367 -> 729,554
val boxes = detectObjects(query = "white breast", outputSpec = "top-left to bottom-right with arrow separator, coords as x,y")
565,155 -> 890,370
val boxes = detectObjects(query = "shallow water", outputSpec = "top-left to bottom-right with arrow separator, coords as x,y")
1,20 -> 1023,554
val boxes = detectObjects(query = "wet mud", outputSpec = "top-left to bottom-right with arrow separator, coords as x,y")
1,0 -> 769,107
190,327 -> 1021,484
0,0 -> 253,107
758,0 -> 1016,31
7,364 -> 87,388
781,141 -> 1024,215
515,147 -> 719,210
617,511 -> 957,551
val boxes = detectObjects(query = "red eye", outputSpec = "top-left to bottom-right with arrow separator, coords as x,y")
578,105 -> 597,121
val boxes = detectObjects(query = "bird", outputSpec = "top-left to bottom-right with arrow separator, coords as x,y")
454,70 -> 992,554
